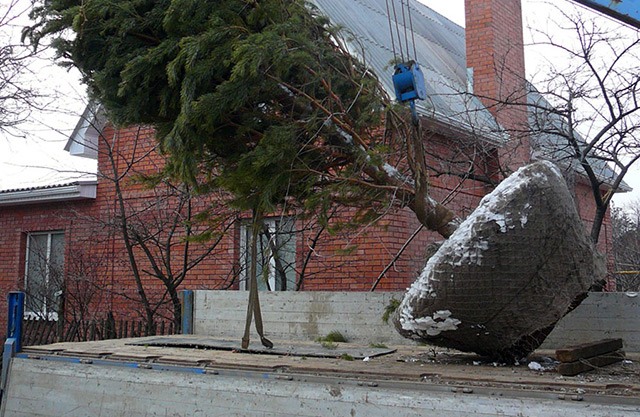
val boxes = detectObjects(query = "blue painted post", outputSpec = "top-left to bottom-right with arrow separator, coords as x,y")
180,290 -> 194,335
2,292 -> 24,404
6,292 -> 25,353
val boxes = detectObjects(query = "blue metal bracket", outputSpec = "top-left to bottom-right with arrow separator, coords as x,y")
393,61 -> 426,103
392,61 -> 426,125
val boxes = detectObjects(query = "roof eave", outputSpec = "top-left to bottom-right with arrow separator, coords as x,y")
65,103 -> 105,159
576,172 -> 633,194
0,181 -> 98,207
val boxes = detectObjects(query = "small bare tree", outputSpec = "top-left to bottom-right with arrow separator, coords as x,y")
62,115 -> 238,332
103,128 -> 238,331
123,180 -> 235,328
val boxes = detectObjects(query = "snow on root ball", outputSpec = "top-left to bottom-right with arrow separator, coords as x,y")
393,161 -> 604,360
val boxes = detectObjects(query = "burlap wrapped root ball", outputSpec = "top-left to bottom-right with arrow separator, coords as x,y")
393,161 -> 605,361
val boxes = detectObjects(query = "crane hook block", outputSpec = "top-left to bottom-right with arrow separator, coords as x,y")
393,61 -> 426,103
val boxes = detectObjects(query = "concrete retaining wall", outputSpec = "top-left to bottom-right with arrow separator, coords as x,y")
541,292 -> 640,351
194,291 -> 407,344
194,291 -> 640,351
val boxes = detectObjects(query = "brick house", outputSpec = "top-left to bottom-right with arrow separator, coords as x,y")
0,0 -> 619,337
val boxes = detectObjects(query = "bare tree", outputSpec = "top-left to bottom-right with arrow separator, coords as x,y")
63,252 -> 108,318
103,129 -> 238,331
524,5 -> 640,244
0,0 -> 46,136
60,113 -> 238,332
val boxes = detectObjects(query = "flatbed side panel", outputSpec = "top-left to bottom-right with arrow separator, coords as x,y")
2,357 -> 639,417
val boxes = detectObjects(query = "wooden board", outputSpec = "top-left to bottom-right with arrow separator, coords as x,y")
557,350 -> 625,376
556,338 -> 623,363
127,336 -> 396,359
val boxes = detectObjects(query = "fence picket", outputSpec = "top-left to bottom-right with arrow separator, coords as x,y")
21,317 -> 175,346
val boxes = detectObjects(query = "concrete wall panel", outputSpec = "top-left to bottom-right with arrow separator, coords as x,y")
194,291 -> 640,352
541,292 -> 640,351
194,291 -> 407,344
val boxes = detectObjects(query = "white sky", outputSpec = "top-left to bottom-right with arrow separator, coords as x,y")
0,1 -> 95,190
1,0 -> 639,207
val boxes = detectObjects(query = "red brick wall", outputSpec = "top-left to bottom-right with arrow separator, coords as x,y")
465,0 -> 530,171
0,124 -> 616,339
573,181 -> 616,289
0,200 -> 97,339
0,123 -> 493,336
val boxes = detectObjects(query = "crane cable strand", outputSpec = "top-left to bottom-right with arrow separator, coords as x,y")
386,0 -> 418,63
389,0 -> 405,62
407,0 -> 418,59
400,0 -> 410,60
384,0 -> 398,62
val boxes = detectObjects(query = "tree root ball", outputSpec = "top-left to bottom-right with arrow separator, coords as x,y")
393,161 -> 605,361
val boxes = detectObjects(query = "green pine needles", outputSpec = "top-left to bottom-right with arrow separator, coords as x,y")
28,0 -> 427,226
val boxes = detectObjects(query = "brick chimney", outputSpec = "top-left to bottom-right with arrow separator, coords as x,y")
465,0 -> 530,173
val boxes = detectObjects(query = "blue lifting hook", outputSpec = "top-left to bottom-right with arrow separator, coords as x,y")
392,61 -> 426,125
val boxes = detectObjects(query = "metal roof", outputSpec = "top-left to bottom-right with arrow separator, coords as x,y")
311,0 -> 503,143
0,182 -> 80,194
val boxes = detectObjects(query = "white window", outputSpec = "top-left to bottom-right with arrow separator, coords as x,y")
240,218 -> 296,291
24,232 -> 65,319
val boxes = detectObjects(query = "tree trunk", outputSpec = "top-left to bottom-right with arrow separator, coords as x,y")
107,129 -> 156,332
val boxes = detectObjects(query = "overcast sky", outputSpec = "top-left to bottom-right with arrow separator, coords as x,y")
0,1 -> 94,190
0,0 -> 638,207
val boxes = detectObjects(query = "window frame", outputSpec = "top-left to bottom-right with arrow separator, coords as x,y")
239,217 -> 296,291
24,230 -> 65,320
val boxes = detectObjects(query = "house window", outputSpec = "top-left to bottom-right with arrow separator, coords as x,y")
24,232 -> 65,319
240,218 -> 296,291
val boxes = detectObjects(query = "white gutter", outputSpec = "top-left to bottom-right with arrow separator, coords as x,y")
0,181 -> 97,207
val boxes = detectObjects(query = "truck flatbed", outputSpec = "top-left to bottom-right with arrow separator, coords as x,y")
2,335 -> 639,416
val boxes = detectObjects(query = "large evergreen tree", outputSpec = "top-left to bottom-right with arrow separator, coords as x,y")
28,0 -> 459,235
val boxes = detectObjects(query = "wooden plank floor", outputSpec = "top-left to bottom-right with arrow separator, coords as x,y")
16,335 -> 640,397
